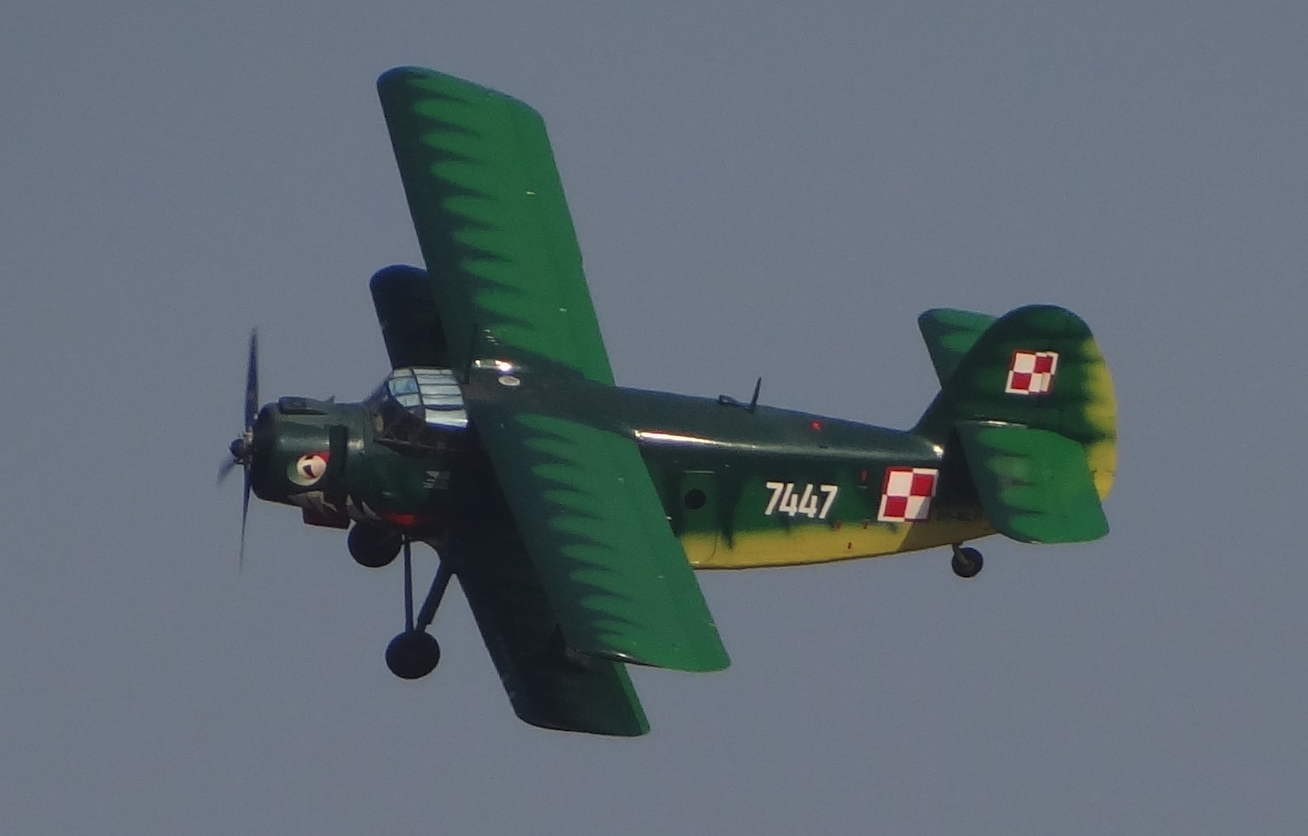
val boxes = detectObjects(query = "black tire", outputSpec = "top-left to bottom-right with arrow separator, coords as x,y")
385,630 -> 441,680
348,523 -> 402,569
951,546 -> 984,579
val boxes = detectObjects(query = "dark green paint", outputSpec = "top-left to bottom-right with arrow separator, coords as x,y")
465,372 -> 952,544
370,265 -> 450,368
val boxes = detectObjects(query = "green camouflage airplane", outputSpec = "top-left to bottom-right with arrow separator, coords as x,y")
221,67 -> 1117,737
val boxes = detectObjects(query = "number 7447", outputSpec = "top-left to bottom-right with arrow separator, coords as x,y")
764,482 -> 839,520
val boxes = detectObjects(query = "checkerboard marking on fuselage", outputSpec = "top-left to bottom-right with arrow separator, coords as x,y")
878,467 -> 939,522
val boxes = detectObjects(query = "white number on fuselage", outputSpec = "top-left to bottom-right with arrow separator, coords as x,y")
764,482 -> 839,519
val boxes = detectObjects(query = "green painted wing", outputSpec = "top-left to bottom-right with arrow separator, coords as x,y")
377,66 -> 613,384
918,308 -> 996,385
448,452 -> 649,736
469,398 -> 729,672
379,66 -> 728,673
955,421 -> 1109,543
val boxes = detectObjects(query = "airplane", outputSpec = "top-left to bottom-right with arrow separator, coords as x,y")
220,66 -> 1117,737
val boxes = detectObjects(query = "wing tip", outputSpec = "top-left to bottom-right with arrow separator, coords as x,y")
376,65 -> 539,115
583,641 -> 731,674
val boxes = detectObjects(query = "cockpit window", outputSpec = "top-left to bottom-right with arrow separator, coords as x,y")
367,367 -> 468,452
385,367 -> 467,429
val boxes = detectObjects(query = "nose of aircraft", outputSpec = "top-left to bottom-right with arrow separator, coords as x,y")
228,434 -> 251,462
223,404 -> 272,475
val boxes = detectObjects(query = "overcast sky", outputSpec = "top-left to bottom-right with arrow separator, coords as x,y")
3,2 -> 1307,834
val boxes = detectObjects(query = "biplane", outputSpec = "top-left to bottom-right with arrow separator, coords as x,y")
221,67 -> 1117,736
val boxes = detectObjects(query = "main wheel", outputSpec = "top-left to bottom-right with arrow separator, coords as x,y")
349,523 -> 402,568
385,630 -> 441,680
951,546 -> 984,579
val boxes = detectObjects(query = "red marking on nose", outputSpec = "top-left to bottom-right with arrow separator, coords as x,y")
379,511 -> 425,529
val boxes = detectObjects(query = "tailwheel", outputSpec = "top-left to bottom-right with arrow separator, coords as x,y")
951,544 -> 984,579
384,537 -> 453,680
385,630 -> 441,679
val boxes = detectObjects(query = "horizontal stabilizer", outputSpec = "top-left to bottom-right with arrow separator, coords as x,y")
956,421 -> 1109,544
918,308 -> 996,385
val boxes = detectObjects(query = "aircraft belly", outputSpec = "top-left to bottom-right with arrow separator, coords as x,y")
682,517 -> 994,569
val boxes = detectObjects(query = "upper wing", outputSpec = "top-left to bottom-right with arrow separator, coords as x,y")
377,66 -> 613,384
378,67 -> 729,673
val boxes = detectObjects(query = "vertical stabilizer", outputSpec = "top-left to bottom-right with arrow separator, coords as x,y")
914,305 -> 1116,500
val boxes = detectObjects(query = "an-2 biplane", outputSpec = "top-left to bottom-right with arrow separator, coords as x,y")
221,67 -> 1117,736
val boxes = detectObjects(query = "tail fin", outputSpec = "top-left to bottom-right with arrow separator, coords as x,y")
918,308 -> 996,385
915,305 -> 1117,540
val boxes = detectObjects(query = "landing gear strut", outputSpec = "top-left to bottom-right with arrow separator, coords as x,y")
950,544 -> 984,579
385,538 -> 451,680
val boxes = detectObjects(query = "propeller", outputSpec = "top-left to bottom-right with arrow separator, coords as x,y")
219,329 -> 259,567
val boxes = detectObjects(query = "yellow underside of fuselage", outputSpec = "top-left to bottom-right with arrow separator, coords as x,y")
681,517 -> 995,569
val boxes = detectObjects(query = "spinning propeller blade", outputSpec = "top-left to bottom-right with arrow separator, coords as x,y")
240,465 -> 252,570
217,454 -> 238,483
244,329 -> 259,431
220,329 -> 260,568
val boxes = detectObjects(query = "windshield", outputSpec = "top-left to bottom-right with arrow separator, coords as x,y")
367,367 -> 468,452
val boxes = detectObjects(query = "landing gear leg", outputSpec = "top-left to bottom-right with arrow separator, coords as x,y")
385,538 -> 451,680
950,543 -> 984,579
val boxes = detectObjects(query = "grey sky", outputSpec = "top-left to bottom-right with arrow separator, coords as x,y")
3,2 -> 1306,833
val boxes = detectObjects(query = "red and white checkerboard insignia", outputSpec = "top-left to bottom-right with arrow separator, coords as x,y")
877,467 -> 938,522
1005,350 -> 1059,395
